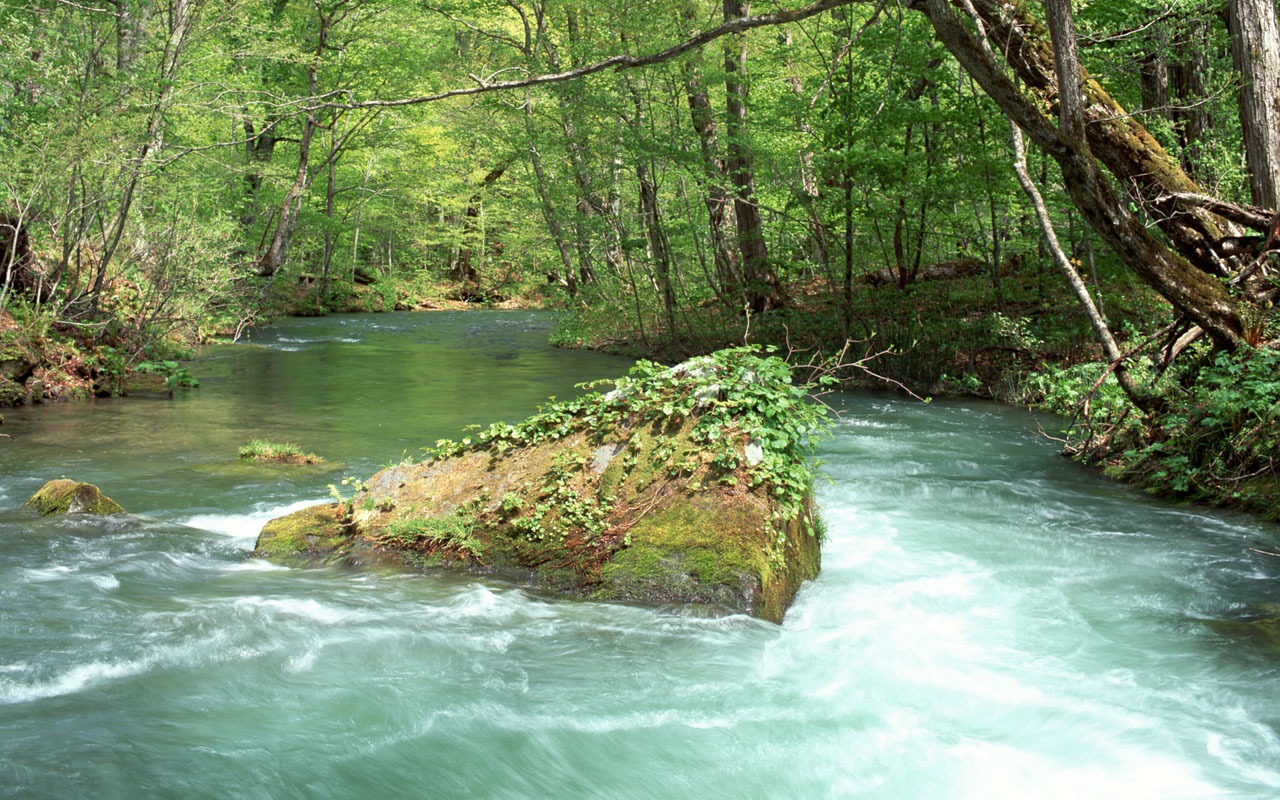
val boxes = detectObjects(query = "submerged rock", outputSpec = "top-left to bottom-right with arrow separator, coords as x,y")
253,348 -> 827,622
24,479 -> 125,516
1203,603 -> 1280,655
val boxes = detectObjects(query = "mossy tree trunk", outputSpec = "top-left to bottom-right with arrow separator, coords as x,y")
913,0 -> 1254,350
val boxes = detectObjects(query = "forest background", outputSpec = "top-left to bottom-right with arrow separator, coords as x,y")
2,0 -> 1280,517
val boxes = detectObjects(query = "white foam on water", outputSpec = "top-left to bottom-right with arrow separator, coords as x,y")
223,558 -> 288,572
180,498 -> 326,542
443,584 -> 551,624
0,658 -> 151,705
941,738 -> 1224,800
229,595 -> 376,626
88,574 -> 119,591
19,565 -> 75,582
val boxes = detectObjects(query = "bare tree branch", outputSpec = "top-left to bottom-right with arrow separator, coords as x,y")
317,0 -> 865,111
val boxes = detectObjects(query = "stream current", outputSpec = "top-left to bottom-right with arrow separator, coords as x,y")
1,311 -> 1279,798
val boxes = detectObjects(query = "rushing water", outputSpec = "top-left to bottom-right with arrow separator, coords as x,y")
2,311 -> 1279,798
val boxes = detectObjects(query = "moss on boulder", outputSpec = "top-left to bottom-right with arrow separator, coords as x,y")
253,348 -> 828,622
24,479 -> 125,516
251,503 -> 355,567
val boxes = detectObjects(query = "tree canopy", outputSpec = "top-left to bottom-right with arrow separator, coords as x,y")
2,0 -> 1278,425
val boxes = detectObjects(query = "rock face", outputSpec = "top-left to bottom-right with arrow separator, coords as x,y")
24,479 -> 125,516
253,348 -> 827,622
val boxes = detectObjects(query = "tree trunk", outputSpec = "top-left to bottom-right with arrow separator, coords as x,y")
914,0 -> 1246,348
257,110 -> 315,277
1043,0 -> 1084,141
938,0 -> 1236,270
1010,122 -> 1158,412
89,0 -> 203,307
256,7 -> 329,278
723,0 -> 781,313
1170,11 -> 1212,178
891,62 -> 940,288
556,10 -> 600,288
320,119 -> 339,292
523,92 -> 577,296
1228,0 -> 1280,209
239,116 -> 277,229
780,30 -> 829,268
451,163 -> 508,288
0,211 -> 34,308
115,0 -> 150,70
636,159 -> 679,345
682,45 -> 740,296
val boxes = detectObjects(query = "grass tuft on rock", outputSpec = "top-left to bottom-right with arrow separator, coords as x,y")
239,439 -> 325,465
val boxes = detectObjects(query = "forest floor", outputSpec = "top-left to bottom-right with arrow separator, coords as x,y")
553,265 -> 1169,405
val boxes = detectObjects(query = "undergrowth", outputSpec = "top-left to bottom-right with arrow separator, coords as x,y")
1021,345 -> 1280,519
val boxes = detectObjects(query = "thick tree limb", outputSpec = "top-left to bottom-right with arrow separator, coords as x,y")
915,0 -> 1244,348
319,0 -> 865,111
1161,192 -> 1274,232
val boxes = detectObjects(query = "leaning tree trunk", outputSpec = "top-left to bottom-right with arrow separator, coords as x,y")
90,0 -> 203,308
522,92 -> 577,297
636,159 -> 680,347
913,0 -> 1247,349
257,111 -> 315,277
1010,122 -> 1158,412
257,6 -> 330,279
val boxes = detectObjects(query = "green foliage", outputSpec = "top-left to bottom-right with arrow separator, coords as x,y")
241,440 -> 324,464
428,347 -> 832,533
136,360 -> 199,394
1021,361 -> 1136,430
1113,348 -> 1280,504
327,475 -> 367,502
378,509 -> 483,559
5,0 -> 1273,543
508,456 -> 615,544
499,492 -> 525,515
989,313 -> 1044,353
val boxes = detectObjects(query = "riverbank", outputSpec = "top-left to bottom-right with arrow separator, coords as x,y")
5,271 -> 1277,529
548,276 -> 1280,529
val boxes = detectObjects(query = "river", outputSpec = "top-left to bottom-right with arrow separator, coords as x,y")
1,311 -> 1278,798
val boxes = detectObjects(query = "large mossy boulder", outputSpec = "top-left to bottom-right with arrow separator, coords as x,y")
255,504 -> 366,567
253,348 -> 828,622
24,479 -> 125,516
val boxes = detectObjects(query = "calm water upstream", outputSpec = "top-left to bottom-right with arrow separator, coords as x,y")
2,311 -> 1279,798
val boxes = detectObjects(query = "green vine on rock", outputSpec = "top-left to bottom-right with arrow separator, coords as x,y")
425,346 -> 836,535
